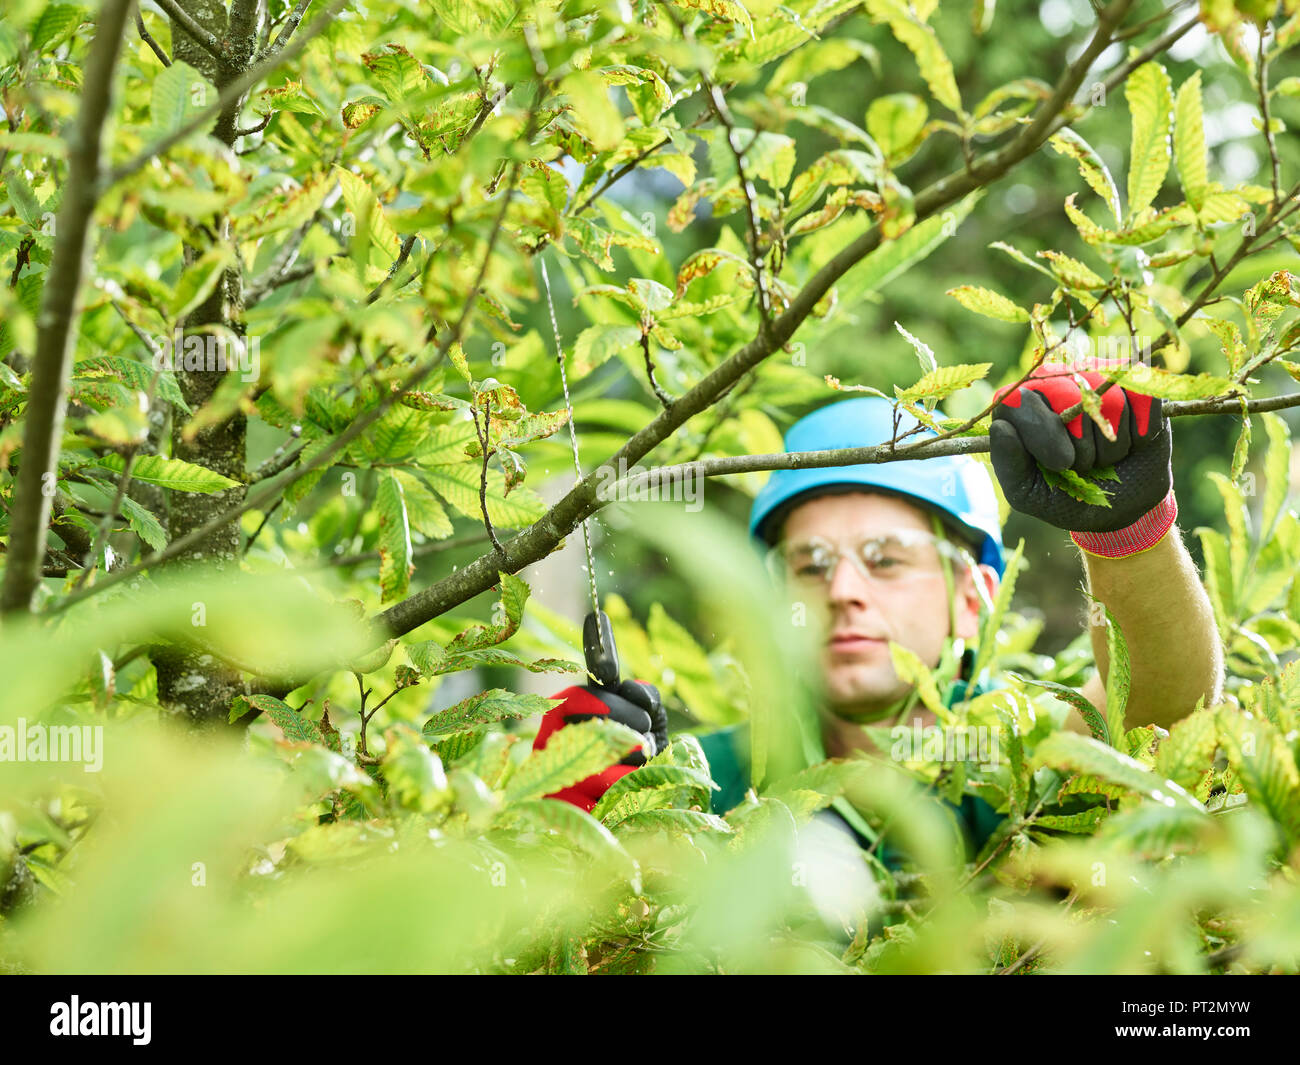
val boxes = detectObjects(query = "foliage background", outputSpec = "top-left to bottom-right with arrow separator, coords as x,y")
0,0 -> 1298,973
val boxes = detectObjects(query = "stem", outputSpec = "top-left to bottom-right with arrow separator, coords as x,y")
0,0 -> 134,615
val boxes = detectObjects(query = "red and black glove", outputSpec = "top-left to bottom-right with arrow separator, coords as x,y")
532,611 -> 669,813
990,362 -> 1177,556
532,678 -> 668,812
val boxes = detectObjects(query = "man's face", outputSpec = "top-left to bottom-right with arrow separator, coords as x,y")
776,491 -> 994,720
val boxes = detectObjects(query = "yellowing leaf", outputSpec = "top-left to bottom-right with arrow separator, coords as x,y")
947,284 -> 1029,322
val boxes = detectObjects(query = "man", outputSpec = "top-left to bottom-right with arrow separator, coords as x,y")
531,364 -> 1224,857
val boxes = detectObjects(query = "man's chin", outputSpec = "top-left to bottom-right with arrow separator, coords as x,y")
823,669 -> 908,722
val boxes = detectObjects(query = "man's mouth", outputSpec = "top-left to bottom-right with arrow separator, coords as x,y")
828,632 -> 886,651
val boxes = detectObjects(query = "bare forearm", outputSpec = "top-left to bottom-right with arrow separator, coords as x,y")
1081,528 -> 1223,732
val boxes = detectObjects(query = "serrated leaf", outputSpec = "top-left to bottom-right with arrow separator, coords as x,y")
1154,708 -> 1218,790
1173,71 -> 1209,211
1125,62 -> 1174,222
1217,709 -> 1300,843
864,0 -> 962,113
946,284 -> 1029,322
1017,676 -> 1108,744
117,494 -> 166,551
505,718 -> 643,803
1032,732 -> 1205,813
231,694 -> 321,744
376,470 -> 413,603
1103,604 -> 1130,747
421,688 -> 560,737
895,362 -> 991,403
149,60 -> 218,140
97,453 -> 240,494
1049,128 -> 1122,223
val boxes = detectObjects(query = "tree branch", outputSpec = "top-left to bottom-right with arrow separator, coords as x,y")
264,0 -> 313,60
0,0 -> 135,615
1257,25 -> 1282,203
600,390 -> 1300,488
134,10 -> 171,66
152,0 -> 225,64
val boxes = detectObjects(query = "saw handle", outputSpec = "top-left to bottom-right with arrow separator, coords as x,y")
582,610 -> 620,689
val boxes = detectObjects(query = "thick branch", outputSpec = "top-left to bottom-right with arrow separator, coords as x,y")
0,0 -> 134,615
153,0 -> 225,63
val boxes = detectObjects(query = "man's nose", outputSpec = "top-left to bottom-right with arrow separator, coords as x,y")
826,554 -> 879,609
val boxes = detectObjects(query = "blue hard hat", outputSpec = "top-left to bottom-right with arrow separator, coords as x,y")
748,397 -> 1005,577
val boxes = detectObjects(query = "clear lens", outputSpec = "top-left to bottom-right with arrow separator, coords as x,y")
770,530 -> 973,588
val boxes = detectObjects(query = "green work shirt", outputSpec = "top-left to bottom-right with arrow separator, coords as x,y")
694,675 -> 1005,868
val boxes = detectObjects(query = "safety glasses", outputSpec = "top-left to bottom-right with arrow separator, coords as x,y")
765,528 -> 976,589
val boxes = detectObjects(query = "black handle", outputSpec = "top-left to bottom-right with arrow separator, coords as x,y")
582,610 -> 619,690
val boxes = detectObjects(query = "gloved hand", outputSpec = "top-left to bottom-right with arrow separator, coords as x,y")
990,362 -> 1177,555
532,680 -> 668,812
532,611 -> 669,813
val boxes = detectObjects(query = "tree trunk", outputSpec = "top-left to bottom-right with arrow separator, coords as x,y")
152,0 -> 258,730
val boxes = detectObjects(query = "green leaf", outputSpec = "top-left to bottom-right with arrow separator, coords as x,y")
613,808 -> 734,836
422,689 -> 557,739
1031,732 -> 1205,813
149,60 -> 219,140
504,718 -> 643,803
965,540 -> 1023,693
589,764 -> 717,824
1217,708 -> 1300,843
501,800 -> 641,890
866,93 -> 929,164
420,463 -> 547,527
1125,61 -> 1174,222
376,470 -> 413,603
97,453 -> 241,494
168,246 -> 235,320
887,642 -> 949,720
30,4 -> 84,53
1261,412 -> 1291,539
946,284 -> 1029,322
1154,708 -> 1218,790
1049,128 -> 1122,223
864,0 -> 962,113
895,362 -> 991,403
1173,71 -> 1209,211
230,694 -> 321,743
117,494 -> 166,551
838,191 -> 981,305
1040,466 -> 1111,507
572,324 -> 642,377
1017,675 -> 1108,744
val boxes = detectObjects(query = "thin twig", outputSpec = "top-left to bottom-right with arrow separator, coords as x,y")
366,234 -> 418,304
134,10 -> 171,66
233,112 -> 272,138
263,0 -> 313,60
472,395 -> 505,555
640,332 -> 673,409
1257,26 -> 1282,203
